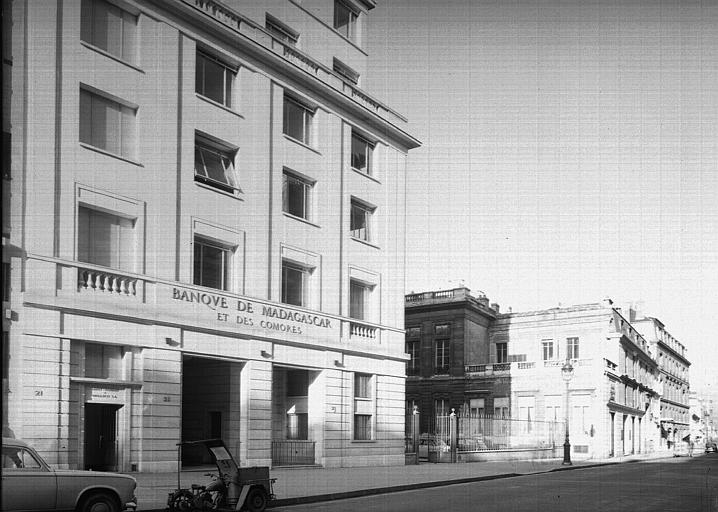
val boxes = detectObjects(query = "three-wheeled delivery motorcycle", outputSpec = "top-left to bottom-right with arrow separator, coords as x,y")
167,439 -> 276,512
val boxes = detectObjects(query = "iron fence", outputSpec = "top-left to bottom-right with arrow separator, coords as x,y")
271,440 -> 315,466
456,415 -> 562,451
426,414 -> 562,453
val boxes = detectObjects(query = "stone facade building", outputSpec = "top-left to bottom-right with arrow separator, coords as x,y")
632,315 -> 691,451
2,0 -> 419,472
491,300 -> 661,460
405,290 -> 678,460
404,288 -> 501,433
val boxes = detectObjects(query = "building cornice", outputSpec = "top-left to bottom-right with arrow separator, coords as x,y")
660,397 -> 690,410
607,401 -> 647,417
148,0 -> 420,150
657,339 -> 691,367
405,288 -> 498,318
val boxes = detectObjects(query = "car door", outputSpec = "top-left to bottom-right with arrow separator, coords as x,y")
1,446 -> 58,511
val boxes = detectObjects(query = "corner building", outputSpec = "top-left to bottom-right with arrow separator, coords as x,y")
404,288 -> 503,434
3,0 -> 419,472
491,300 -> 662,460
405,291 -> 670,461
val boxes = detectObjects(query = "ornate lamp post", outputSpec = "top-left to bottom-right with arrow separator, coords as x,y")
561,358 -> 574,465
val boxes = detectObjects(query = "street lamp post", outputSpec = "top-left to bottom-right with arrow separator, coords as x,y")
561,358 -> 575,465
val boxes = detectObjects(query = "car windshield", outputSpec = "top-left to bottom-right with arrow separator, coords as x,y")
2,446 -> 43,469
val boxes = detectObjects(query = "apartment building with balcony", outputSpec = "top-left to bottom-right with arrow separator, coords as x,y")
632,314 -> 691,451
404,288 -> 501,433
2,0 -> 419,472
488,299 -> 662,459
405,290 -> 669,460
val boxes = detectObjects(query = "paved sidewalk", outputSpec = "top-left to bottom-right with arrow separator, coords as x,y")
133,452 -> 673,511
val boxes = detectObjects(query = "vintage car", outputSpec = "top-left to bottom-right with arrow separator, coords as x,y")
1,437 -> 137,512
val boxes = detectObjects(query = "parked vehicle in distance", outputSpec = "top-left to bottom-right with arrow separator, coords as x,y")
706,441 -> 718,453
1,437 -> 137,512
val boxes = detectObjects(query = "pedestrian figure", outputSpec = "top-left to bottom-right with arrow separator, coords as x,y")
688,439 -> 694,457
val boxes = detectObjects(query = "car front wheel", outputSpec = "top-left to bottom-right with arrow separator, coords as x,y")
78,491 -> 120,512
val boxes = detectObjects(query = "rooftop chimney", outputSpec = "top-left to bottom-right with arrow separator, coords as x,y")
490,303 -> 500,313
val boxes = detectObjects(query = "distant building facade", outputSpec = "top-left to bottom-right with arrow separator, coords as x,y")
3,0 -> 419,472
405,290 -> 677,460
492,300 -> 661,459
632,315 -> 691,451
404,288 -> 500,433
688,392 -> 714,449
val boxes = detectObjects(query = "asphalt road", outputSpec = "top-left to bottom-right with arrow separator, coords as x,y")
272,455 -> 718,512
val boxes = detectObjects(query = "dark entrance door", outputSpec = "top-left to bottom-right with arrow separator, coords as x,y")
84,403 -> 121,471
609,412 -> 615,457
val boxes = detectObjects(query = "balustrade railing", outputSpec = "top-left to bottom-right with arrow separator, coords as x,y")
78,268 -> 137,297
350,321 -> 377,340
465,364 -> 487,373
464,363 -> 510,374
466,359 -> 592,375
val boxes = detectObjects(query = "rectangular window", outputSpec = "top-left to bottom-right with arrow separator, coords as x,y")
567,337 -> 579,360
353,414 -> 371,440
542,340 -> 554,361
518,396 -> 535,433
334,58 -> 360,85
194,134 -> 238,193
193,237 -> 230,291
283,171 -> 312,220
350,200 -> 374,242
496,342 -> 508,363
287,413 -> 308,440
281,261 -> 308,307
266,14 -> 299,45
406,327 -> 421,338
434,398 -> 449,417
353,373 -> 373,440
80,0 -> 138,64
78,206 -> 136,272
406,340 -> 419,376
435,339 -> 449,374
334,0 -> 358,40
85,343 -> 123,379
79,88 -> 137,159
351,131 -> 373,175
354,373 -> 372,399
545,395 -> 562,422
2,262 -> 9,302
494,406 -> 509,418
434,323 -> 450,337
494,397 -> 509,419
2,332 -> 10,382
469,398 -> 485,418
283,96 -> 313,145
2,132 -> 10,180
195,51 -> 235,108
349,280 -> 369,320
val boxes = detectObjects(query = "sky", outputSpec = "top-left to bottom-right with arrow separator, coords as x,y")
365,0 -> 718,393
